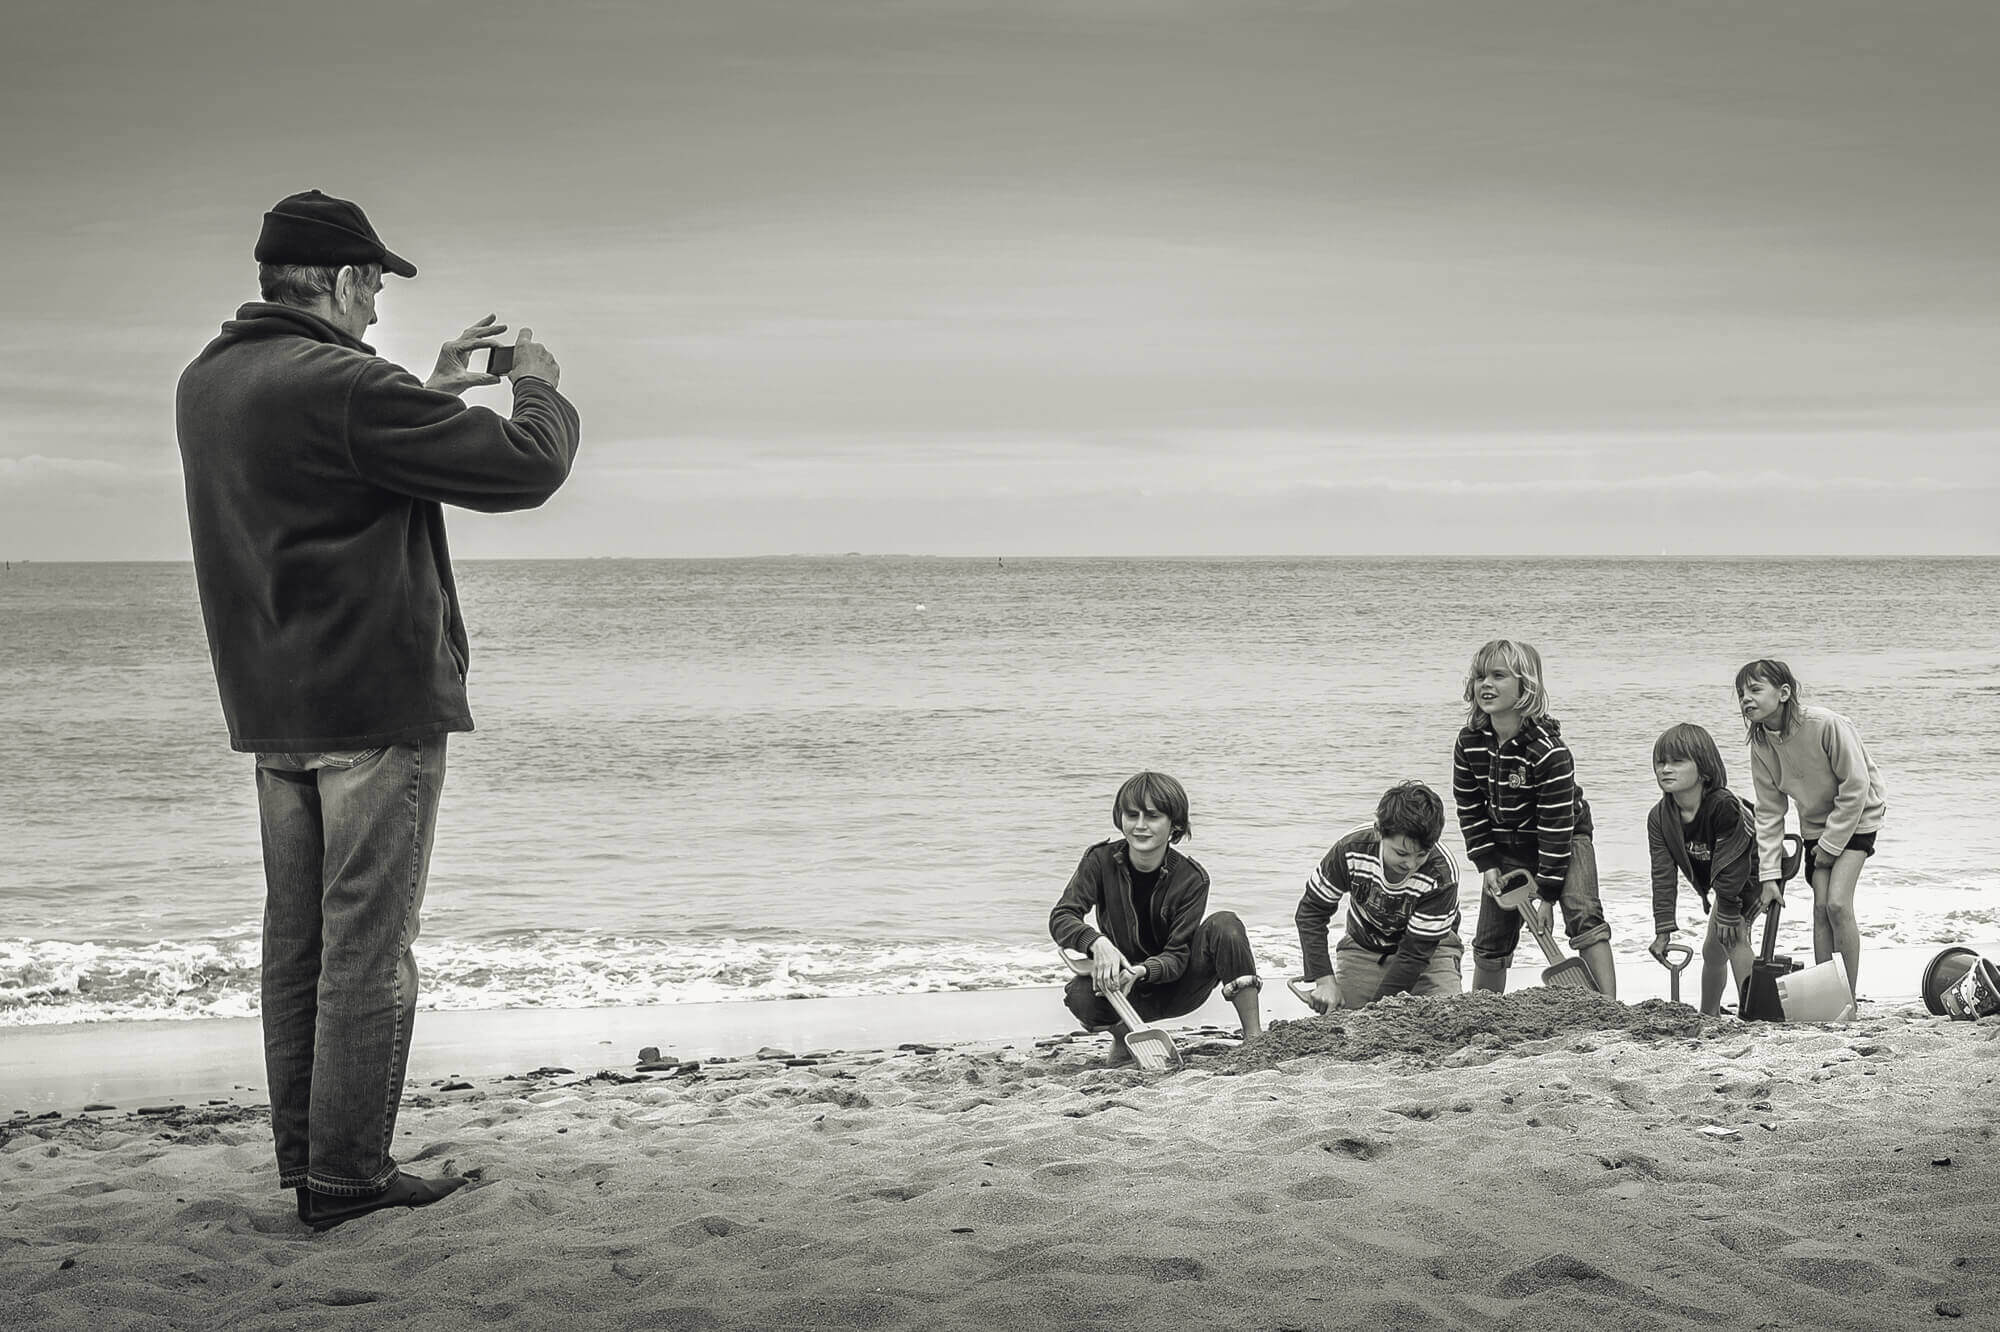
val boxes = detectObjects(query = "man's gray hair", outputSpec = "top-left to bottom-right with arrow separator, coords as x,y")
258,262 -> 381,307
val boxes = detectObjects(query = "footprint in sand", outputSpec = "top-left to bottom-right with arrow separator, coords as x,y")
1321,1135 -> 1390,1160
664,1214 -> 747,1246
1286,1175 -> 1364,1202
1777,1255 -> 1890,1295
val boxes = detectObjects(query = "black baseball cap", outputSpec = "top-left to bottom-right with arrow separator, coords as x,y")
254,189 -> 417,278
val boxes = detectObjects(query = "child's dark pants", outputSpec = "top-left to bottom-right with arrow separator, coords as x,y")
1063,911 -> 1257,1030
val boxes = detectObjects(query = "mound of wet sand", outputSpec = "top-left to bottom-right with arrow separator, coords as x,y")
1228,987 -> 1722,1070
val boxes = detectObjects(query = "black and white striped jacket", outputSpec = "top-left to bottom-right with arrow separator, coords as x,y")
1451,716 -> 1593,899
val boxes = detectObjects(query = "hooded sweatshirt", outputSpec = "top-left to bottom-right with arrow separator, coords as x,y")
1649,787 -> 1755,932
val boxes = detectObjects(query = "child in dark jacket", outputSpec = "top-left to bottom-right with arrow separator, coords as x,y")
1452,638 -> 1616,997
1049,771 -> 1262,1065
1645,723 -> 1756,1015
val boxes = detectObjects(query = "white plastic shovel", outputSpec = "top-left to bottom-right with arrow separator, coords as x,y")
1057,946 -> 1178,1070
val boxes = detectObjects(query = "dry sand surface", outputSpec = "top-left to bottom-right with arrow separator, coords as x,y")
4,991 -> 1998,1331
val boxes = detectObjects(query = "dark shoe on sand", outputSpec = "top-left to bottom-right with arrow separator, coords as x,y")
304,1172 -> 467,1231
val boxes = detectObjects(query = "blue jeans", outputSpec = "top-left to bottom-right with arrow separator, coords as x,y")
1470,834 -> 1611,969
255,737 -> 445,1196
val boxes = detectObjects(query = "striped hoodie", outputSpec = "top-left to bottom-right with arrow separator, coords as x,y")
1296,824 -> 1461,996
1451,715 -> 1594,900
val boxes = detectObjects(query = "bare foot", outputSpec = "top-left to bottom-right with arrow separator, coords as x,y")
1105,1032 -> 1136,1067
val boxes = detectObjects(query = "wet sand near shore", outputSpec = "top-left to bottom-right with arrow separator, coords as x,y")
5,987 -> 1998,1331
5,940 -> 1984,1119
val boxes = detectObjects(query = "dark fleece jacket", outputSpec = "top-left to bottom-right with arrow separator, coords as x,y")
176,303 -> 581,751
1648,787 -> 1756,932
1049,839 -> 1211,986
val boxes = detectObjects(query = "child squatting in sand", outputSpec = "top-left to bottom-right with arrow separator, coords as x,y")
1049,771 -> 1263,1064
1295,780 -> 1464,1011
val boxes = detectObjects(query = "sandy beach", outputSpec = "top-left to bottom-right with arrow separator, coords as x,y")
6,979 -> 1999,1331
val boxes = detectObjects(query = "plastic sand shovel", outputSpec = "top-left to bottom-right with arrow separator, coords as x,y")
1288,977 -> 1324,1010
1492,870 -> 1601,992
1740,902 -> 1804,1022
1057,946 -> 1178,1070
1656,942 -> 1694,1004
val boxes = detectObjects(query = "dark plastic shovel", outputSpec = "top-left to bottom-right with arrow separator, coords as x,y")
1657,942 -> 1694,1004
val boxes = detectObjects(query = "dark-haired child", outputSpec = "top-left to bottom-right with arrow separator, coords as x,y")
1049,771 -> 1263,1064
1737,659 -> 1887,994
1645,723 -> 1755,1015
1295,781 -> 1463,1011
1452,638 -> 1617,997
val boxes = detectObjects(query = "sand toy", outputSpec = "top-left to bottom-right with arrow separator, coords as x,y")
1057,946 -> 1178,1070
1740,902 -> 1805,1022
1655,942 -> 1694,1004
1492,869 -> 1601,991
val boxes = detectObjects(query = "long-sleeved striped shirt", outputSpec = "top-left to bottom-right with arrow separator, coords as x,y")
1451,716 -> 1593,899
1295,824 -> 1460,995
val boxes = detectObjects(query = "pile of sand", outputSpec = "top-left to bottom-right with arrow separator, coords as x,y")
1228,988 -> 1720,1070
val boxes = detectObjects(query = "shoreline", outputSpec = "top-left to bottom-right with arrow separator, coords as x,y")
4,941 -> 1989,1117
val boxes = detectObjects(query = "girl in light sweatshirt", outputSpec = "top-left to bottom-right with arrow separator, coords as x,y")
1736,659 -> 1888,995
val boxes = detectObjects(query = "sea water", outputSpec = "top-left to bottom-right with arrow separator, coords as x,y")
4,557 -> 1995,1025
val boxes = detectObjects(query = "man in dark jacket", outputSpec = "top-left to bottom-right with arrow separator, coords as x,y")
176,189 -> 582,1230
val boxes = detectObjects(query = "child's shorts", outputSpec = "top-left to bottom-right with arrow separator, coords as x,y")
1803,830 -> 1878,868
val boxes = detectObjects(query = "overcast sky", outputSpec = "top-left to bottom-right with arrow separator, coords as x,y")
3,0 -> 1995,558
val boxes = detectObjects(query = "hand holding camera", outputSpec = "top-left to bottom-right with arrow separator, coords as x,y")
425,314 -> 510,395
494,327 -> 560,389
424,317 -> 561,394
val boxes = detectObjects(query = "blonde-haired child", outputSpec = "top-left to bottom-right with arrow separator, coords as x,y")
1645,722 -> 1755,1015
1451,639 -> 1616,996
1736,659 -> 1887,995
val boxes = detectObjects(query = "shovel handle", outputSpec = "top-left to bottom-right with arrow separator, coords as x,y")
1494,870 -> 1567,966
1658,943 -> 1694,976
1058,946 -> 1151,1031
1288,977 -> 1327,1011
1757,902 -> 1784,964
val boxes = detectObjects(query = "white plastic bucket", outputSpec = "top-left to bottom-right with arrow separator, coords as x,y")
1775,955 -> 1855,1022
1940,957 -> 2000,1020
